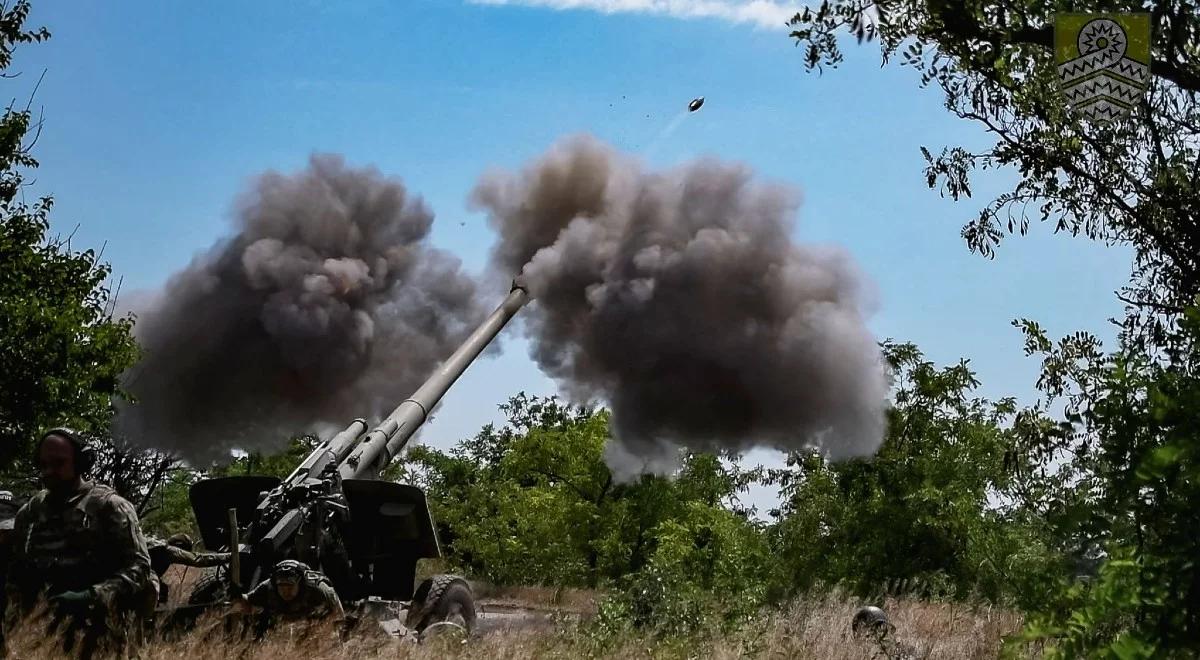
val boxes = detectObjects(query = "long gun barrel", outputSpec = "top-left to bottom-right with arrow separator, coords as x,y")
339,281 -> 529,479
188,280 -> 530,604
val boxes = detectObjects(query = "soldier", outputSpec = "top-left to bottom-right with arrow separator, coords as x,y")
231,559 -> 343,638
852,605 -> 893,638
138,533 -> 232,636
851,606 -> 922,659
0,490 -> 21,658
147,533 -> 230,605
4,429 -> 152,660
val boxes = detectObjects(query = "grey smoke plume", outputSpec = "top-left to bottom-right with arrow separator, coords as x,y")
471,135 -> 888,480
117,154 -> 486,464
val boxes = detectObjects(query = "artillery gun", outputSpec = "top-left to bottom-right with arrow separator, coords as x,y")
179,281 -> 530,638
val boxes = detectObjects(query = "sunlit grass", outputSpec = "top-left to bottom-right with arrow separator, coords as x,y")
5,586 -> 1028,659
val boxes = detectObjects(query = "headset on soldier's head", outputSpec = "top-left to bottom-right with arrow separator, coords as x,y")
39,427 -> 97,475
271,559 -> 310,585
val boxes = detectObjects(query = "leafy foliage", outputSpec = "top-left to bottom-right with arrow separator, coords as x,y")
386,387 -> 1052,637
4,2 -> 1195,655
619,500 -> 770,636
139,466 -> 205,538
1009,310 -> 1200,656
788,0 -> 1200,340
208,434 -> 322,480
766,341 -> 1061,608
788,2 -> 1200,653
0,0 -> 138,473
389,393 -> 772,629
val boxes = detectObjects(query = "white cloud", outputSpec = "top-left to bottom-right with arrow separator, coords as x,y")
467,0 -> 805,30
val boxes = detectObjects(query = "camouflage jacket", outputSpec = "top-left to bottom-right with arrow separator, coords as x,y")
245,572 -> 343,622
147,540 -> 229,578
4,481 -> 151,612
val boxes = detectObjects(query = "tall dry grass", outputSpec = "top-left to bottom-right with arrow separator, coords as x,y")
5,589 -> 1028,659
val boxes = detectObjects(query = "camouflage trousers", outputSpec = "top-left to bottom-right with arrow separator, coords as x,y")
141,575 -> 161,618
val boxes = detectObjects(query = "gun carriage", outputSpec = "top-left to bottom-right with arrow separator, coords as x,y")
180,282 -> 530,637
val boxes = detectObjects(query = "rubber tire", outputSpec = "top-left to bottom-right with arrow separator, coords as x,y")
154,570 -> 229,637
188,570 -> 229,605
406,575 -> 477,635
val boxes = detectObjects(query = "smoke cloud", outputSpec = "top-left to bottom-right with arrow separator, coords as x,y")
471,135 -> 888,480
116,154 -> 486,464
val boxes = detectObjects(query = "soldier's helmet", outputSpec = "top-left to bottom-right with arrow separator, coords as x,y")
271,559 -> 310,586
167,533 -> 193,551
0,490 -> 17,531
852,606 -> 892,636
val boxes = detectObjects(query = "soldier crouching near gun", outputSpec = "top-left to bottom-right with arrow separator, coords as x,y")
3,428 -> 153,660
147,534 -> 230,605
229,560 -> 344,641
139,533 -> 231,636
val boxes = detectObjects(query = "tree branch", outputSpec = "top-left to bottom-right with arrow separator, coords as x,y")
136,457 -> 177,515
594,473 -> 613,506
960,107 -> 1194,280
530,468 -> 591,501
1116,292 -> 1186,314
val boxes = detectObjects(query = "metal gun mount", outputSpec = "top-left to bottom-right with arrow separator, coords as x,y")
182,281 -> 529,634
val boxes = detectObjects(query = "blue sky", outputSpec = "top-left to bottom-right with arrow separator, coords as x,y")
13,1 -> 1130,501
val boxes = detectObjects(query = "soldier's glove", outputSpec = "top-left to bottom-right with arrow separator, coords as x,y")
49,588 -> 96,615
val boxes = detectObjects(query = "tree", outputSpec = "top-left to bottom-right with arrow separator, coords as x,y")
88,434 -> 179,513
394,393 -> 769,602
1010,310 -> 1200,656
788,0 -> 1200,338
207,433 -> 321,479
767,341 -> 1059,606
0,0 -> 139,473
786,4 -> 1200,652
395,394 -> 635,587
138,466 -> 203,538
618,497 -> 770,637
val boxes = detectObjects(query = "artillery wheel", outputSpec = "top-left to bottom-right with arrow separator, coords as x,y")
406,575 -> 476,636
154,570 -> 230,636
188,570 -> 229,605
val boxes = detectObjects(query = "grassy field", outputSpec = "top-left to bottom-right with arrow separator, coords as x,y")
5,585 -> 1028,659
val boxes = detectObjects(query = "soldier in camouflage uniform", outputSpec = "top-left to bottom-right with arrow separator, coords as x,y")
231,559 -> 343,638
145,533 -> 230,605
0,490 -> 21,658
4,429 -> 152,660
138,532 -> 231,634
851,606 -> 923,660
